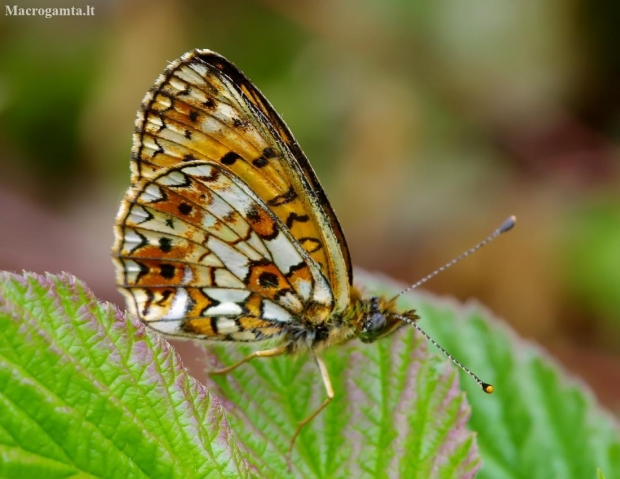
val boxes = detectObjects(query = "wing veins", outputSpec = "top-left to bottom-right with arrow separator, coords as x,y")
145,92 -> 266,158
123,194 -> 240,244
174,61 -> 290,169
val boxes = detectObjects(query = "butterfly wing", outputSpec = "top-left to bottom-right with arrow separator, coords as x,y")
114,162 -> 338,340
127,49 -> 351,316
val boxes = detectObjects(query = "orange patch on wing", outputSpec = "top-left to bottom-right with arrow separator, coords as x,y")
286,263 -> 313,296
126,259 -> 184,286
125,260 -> 214,289
243,294 -> 263,316
245,205 -> 278,238
239,316 -> 272,330
143,187 -> 205,225
145,287 -> 176,309
186,288 -> 214,316
245,263 -> 293,301
128,241 -> 195,261
182,318 -> 218,336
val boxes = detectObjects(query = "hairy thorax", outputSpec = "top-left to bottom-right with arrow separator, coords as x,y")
283,286 -> 418,355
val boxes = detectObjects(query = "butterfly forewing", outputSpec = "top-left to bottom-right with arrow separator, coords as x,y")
127,49 -> 351,317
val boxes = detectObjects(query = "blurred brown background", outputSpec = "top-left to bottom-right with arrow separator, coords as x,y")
1,0 -> 619,414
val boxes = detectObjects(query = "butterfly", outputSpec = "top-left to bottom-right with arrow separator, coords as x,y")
111,49 -> 495,451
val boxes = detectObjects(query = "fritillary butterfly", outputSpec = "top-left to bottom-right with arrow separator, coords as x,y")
111,49 -> 503,451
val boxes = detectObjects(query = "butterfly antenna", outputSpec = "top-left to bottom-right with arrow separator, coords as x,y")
392,215 -> 516,302
391,215 -> 516,394
394,313 -> 494,393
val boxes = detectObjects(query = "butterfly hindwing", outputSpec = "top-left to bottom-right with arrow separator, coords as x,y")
113,162 -> 335,337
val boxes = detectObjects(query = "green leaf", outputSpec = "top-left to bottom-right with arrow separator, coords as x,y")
204,292 -> 480,477
597,468 -> 606,479
4,270 -> 618,478
358,272 -> 620,479
0,272 -> 252,479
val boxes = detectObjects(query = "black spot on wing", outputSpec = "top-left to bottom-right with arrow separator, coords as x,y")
220,151 -> 241,165
258,271 -> 279,288
286,212 -> 310,228
252,156 -> 268,168
246,204 -> 261,224
262,147 -> 277,159
159,263 -> 175,279
268,186 -> 297,206
178,203 -> 193,215
158,237 -> 173,253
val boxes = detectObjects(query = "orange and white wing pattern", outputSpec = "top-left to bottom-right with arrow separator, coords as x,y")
113,49 -> 352,341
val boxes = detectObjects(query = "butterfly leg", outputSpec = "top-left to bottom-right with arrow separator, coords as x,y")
288,354 -> 334,454
209,345 -> 288,375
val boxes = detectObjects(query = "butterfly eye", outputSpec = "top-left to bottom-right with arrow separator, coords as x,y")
363,312 -> 386,333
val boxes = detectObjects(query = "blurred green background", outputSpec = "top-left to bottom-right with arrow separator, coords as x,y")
0,0 -> 618,415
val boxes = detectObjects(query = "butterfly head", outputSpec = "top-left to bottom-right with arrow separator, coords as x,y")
358,296 -> 418,343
